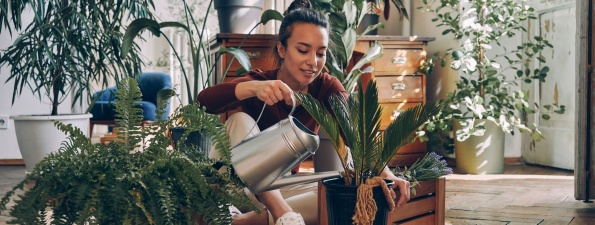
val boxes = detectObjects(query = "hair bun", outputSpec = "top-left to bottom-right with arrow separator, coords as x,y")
285,0 -> 312,15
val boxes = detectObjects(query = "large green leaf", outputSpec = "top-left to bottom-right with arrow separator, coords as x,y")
219,47 -> 252,72
260,9 -> 283,25
357,23 -> 385,38
325,51 -> 346,83
121,18 -> 161,59
329,32 -> 348,65
159,21 -> 190,32
344,42 -> 384,91
343,1 -> 357,25
342,28 -> 357,64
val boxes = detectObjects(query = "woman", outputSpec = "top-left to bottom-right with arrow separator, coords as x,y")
197,1 -> 410,224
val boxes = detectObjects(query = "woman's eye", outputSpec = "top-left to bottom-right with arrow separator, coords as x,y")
298,50 -> 307,54
317,53 -> 326,57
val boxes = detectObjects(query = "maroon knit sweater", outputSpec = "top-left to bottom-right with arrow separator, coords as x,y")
197,68 -> 347,134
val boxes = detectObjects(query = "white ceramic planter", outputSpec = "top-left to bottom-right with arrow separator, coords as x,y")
453,119 -> 505,174
10,114 -> 92,171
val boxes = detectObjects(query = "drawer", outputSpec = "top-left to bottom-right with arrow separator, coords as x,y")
223,47 -> 275,76
374,49 -> 425,75
375,76 -> 424,102
379,103 -> 420,129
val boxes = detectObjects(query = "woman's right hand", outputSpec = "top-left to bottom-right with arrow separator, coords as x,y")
236,80 -> 294,106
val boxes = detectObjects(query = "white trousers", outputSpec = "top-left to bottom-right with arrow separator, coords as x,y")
209,112 -> 318,225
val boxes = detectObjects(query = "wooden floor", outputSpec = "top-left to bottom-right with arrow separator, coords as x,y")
1,163 -> 594,224
299,161 -> 593,225
444,165 -> 594,225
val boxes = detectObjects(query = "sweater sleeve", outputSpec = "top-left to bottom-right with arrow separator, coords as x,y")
197,76 -> 254,114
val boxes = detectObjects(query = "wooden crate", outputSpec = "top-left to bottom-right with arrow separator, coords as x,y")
318,177 -> 445,225
390,177 -> 445,225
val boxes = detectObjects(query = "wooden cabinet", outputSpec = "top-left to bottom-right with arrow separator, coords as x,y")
355,36 -> 435,167
209,33 -> 277,84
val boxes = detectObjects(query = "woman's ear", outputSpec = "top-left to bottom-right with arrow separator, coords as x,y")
277,42 -> 285,59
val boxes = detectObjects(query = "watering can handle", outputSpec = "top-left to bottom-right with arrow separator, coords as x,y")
240,92 -> 297,142
288,93 -> 296,117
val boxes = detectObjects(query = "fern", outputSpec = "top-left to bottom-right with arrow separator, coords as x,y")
115,78 -> 145,150
0,78 -> 256,225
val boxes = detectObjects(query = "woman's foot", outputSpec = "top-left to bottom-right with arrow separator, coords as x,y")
274,212 -> 305,225
232,208 -> 269,225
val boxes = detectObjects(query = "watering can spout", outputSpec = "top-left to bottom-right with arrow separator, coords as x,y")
264,171 -> 342,192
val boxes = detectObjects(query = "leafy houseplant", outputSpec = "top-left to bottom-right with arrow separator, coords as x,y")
418,0 -> 565,173
0,0 -> 152,115
0,78 -> 256,225
0,0 -> 154,170
296,80 -> 444,225
420,0 -> 565,141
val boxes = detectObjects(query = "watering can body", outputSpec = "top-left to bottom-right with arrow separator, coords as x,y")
230,115 -> 342,194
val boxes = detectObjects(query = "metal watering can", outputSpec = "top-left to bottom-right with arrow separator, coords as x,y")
230,96 -> 342,195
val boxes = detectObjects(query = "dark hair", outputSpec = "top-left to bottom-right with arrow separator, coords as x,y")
273,0 -> 330,67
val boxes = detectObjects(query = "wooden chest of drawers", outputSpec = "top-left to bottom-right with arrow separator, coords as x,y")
355,36 -> 435,167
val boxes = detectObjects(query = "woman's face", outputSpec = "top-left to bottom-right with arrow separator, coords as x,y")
277,23 -> 328,87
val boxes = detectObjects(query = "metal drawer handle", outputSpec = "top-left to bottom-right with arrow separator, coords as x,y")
392,82 -> 406,90
246,51 -> 261,59
392,56 -> 407,65
391,110 -> 404,120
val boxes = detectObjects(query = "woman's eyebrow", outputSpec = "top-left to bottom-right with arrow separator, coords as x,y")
296,42 -> 327,50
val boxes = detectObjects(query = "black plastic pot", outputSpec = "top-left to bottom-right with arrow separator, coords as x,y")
170,127 -> 212,157
323,177 -> 394,225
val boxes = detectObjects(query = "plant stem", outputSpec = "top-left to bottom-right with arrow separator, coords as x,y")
477,2 -> 485,98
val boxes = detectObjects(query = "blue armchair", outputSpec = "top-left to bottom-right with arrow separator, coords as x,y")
89,72 -> 172,137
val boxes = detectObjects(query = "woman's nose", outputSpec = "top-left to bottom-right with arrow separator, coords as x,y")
307,53 -> 317,66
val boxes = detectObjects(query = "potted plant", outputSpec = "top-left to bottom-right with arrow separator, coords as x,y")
214,0 -> 265,34
296,80 -> 444,225
418,0 -> 565,173
0,78 -> 257,225
0,0 -> 153,171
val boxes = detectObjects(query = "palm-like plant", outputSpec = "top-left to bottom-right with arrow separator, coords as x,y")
295,80 -> 444,186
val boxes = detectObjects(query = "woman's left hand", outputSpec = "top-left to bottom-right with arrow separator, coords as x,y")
381,168 -> 410,208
